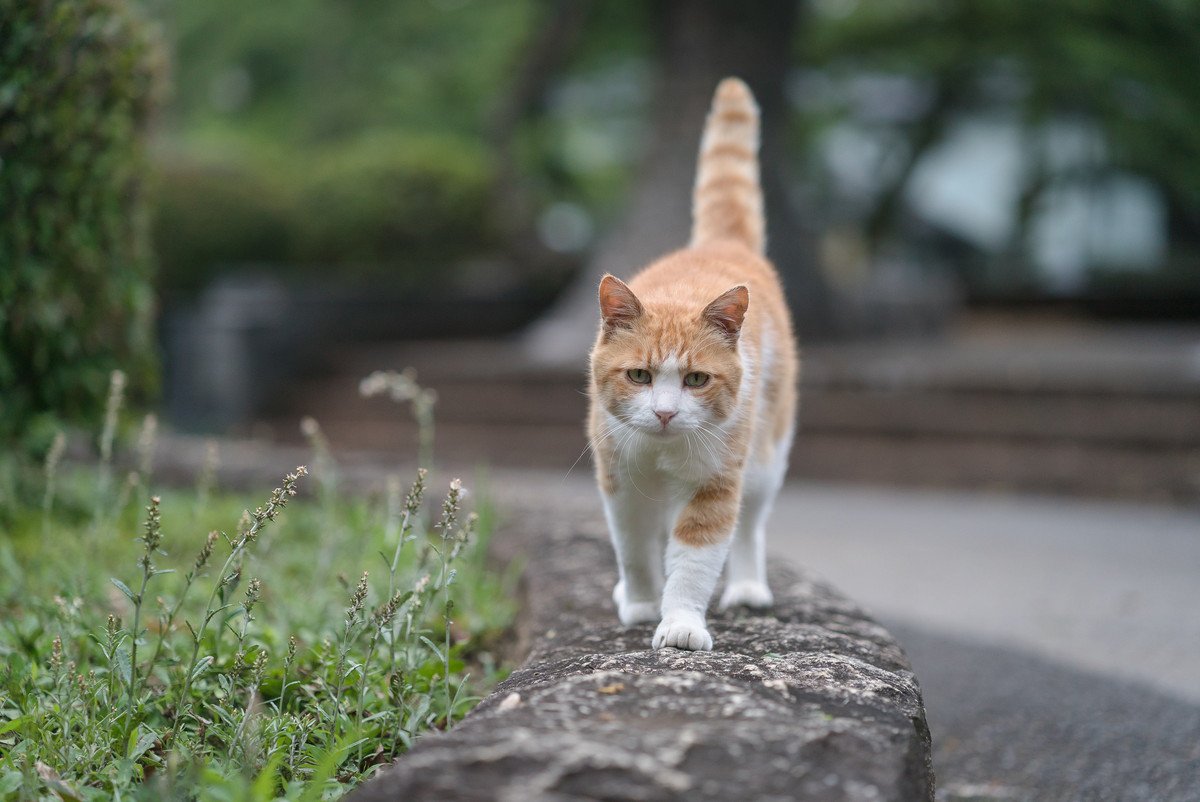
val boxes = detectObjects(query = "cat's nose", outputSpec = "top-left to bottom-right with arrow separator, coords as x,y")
655,410 -> 677,427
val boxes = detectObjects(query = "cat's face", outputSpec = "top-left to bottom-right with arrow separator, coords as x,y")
590,275 -> 746,437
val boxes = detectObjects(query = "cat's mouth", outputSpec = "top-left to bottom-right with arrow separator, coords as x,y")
614,414 -> 693,438
641,421 -> 688,437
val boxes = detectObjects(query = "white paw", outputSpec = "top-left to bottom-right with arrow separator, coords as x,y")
614,581 -> 658,625
719,580 -> 774,610
652,615 -> 713,651
619,600 -> 659,626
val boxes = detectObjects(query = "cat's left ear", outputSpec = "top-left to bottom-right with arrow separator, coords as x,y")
702,285 -> 749,343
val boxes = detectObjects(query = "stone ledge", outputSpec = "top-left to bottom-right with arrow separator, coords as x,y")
351,512 -> 934,801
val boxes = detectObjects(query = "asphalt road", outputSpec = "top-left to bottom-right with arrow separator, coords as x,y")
887,621 -> 1200,801
766,483 -> 1200,801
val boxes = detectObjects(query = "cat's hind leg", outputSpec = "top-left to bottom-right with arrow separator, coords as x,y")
720,434 -> 790,609
601,489 -> 666,625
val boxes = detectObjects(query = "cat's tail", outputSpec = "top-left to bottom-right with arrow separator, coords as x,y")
690,77 -> 764,254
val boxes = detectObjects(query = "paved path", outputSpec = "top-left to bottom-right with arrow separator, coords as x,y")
887,622 -> 1200,801
765,483 -> 1200,703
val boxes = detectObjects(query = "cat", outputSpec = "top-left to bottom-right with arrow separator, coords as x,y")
587,77 -> 798,651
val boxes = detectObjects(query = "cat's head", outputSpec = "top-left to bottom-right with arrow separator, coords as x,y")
590,274 -> 747,436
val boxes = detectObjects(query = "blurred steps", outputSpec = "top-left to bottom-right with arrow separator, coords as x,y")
267,325 -> 1200,503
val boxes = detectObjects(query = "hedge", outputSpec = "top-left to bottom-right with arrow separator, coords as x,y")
0,0 -> 164,452
150,133 -> 497,297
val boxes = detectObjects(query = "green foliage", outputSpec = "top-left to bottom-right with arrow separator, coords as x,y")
0,390 -> 517,798
151,134 -> 497,297
293,134 -> 494,271
150,159 -> 295,297
145,0 -> 534,297
0,0 -> 164,448
164,0 -> 536,147
804,0 -> 1200,246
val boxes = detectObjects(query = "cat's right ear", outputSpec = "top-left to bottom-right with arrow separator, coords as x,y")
598,274 -> 643,332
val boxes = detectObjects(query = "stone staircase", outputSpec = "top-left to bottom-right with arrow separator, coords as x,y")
267,322 -> 1200,502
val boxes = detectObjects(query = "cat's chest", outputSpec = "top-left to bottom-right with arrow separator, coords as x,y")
629,435 -> 724,487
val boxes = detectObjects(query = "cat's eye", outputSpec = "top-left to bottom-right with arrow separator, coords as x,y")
627,368 -> 652,384
684,372 -> 710,388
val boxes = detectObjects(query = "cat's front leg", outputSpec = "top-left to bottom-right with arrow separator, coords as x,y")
601,490 -> 665,625
653,479 -> 739,651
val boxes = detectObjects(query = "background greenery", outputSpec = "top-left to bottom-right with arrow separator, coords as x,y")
6,0 -> 1200,451
147,0 -> 1200,302
148,0 -> 539,297
800,0 -> 1200,302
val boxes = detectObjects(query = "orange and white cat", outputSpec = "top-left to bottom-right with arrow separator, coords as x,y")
588,78 -> 798,651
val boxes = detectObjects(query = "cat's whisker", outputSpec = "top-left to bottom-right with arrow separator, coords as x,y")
692,423 -> 726,464
561,440 -> 595,483
698,421 -> 734,454
694,433 -> 718,465
633,436 -> 652,482
563,418 -> 622,482
615,428 -> 658,502
561,420 -> 619,482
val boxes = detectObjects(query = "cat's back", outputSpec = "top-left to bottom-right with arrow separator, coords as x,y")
628,241 -> 794,358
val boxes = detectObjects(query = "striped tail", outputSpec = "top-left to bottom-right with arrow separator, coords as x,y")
690,77 -> 764,254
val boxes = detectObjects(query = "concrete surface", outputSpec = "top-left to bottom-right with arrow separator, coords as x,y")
766,483 -> 1200,703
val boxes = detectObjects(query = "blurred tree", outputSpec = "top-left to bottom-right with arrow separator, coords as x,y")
146,0 -> 1200,322
153,0 -> 836,341
805,0 -> 1200,300
486,0 -> 594,275
525,0 -> 833,362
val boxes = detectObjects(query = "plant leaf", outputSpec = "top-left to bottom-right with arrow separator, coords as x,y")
110,578 -> 136,602
297,732 -> 361,802
251,749 -> 285,799
0,717 -> 26,736
112,643 -> 132,686
418,635 -> 444,662
189,655 -> 213,683
127,727 -> 158,761
0,771 -> 22,793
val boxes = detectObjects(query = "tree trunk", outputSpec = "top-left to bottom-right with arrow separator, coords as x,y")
487,0 -> 594,274
524,0 -> 831,365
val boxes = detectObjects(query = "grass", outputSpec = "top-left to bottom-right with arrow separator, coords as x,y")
0,374 -> 518,800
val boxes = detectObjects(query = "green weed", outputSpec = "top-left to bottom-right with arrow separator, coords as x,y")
0,374 -> 516,800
